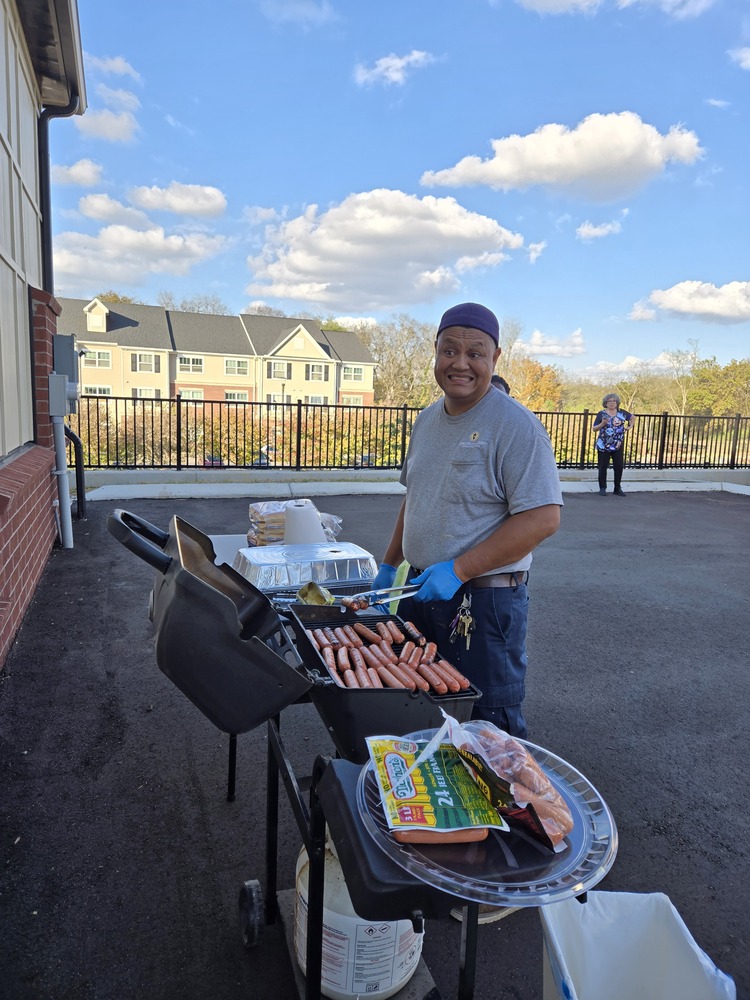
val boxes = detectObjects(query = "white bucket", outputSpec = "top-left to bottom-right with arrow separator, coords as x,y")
294,845 -> 424,1000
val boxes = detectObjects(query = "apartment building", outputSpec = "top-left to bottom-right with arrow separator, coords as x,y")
57,298 -> 377,405
1,0 -> 86,667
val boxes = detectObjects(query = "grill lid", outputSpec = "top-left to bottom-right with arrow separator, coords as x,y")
108,510 -> 312,733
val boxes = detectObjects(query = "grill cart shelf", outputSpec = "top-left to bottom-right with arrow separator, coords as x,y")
107,509 -> 618,1000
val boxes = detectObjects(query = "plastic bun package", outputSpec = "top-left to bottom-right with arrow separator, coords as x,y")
246,499 -> 343,546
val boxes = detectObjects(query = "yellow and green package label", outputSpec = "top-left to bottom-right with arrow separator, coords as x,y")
366,737 -> 509,835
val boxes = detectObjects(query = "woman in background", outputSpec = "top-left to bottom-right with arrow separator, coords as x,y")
593,393 -> 635,495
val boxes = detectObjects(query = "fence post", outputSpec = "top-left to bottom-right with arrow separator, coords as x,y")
657,411 -> 669,469
728,413 -> 741,469
176,393 -> 182,470
295,399 -> 303,471
579,409 -> 590,469
399,404 -> 409,467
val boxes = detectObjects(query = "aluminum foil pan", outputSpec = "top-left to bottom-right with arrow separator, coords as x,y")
232,541 -> 377,592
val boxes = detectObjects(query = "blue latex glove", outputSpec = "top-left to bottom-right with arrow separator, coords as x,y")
410,560 -> 463,602
372,563 -> 397,593
371,563 -> 397,612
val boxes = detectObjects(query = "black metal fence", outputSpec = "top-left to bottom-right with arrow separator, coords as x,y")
67,396 -> 750,471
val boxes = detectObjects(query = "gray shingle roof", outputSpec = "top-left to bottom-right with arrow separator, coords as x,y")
57,298 -> 375,365
168,311 -> 252,356
58,298 -> 173,350
240,315 -> 374,364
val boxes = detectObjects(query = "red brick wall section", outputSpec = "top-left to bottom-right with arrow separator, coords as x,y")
0,288 -> 61,668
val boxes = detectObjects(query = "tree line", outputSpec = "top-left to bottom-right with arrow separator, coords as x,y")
92,292 -> 748,417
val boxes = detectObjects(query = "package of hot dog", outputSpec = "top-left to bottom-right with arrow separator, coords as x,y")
365,734 -> 509,844
443,716 -> 574,853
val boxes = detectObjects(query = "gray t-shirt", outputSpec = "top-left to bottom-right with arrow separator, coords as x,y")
399,389 -> 563,573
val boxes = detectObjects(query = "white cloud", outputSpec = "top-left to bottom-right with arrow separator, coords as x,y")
527,241 -> 546,263
78,194 -> 152,229
95,84 -> 141,111
354,50 -> 436,87
522,328 -> 586,357
85,54 -> 141,81
728,47 -> 750,70
54,225 -> 226,291
421,111 -> 703,202
130,181 -> 227,216
584,351 -> 673,376
617,0 -> 717,18
629,300 -> 657,321
165,114 -> 196,136
705,98 -> 730,108
243,205 -> 280,225
576,219 -> 622,240
258,0 -> 336,26
246,188 -> 523,311
515,0 -> 602,11
333,315 -> 378,329
74,109 -> 139,142
51,159 -> 103,186
647,280 -> 750,321
512,0 -> 715,13
455,251 -> 510,271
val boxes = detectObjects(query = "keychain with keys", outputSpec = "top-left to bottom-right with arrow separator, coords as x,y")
449,593 -> 476,650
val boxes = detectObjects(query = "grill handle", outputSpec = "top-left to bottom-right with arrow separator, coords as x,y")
107,508 -> 172,574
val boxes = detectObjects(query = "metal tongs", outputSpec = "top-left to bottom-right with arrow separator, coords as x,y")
333,582 -> 422,612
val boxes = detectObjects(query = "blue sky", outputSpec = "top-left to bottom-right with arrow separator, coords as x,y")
50,0 -> 750,377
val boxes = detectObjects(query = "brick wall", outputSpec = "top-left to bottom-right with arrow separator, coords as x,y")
0,288 -> 61,667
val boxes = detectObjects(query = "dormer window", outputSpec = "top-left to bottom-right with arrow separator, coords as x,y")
83,298 -> 109,333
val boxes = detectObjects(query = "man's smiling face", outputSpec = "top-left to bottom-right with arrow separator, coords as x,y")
434,326 -> 502,415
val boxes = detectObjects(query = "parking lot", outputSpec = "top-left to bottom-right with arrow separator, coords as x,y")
1,489 -> 748,999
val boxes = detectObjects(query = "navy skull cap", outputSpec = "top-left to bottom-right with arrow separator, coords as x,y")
437,302 -> 499,345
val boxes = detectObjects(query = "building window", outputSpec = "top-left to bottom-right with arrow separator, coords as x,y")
178,355 -> 203,373
225,391 -> 248,401
132,388 -> 161,399
305,363 -> 328,382
82,350 -> 112,369
342,395 -> 363,406
83,385 -> 112,396
267,361 -> 292,380
180,389 -> 204,400
225,358 -> 249,376
131,352 -> 160,373
266,393 -> 289,404
342,365 -> 364,382
305,395 -> 327,405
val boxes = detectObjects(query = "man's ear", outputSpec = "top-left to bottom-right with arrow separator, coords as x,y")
493,347 -> 502,364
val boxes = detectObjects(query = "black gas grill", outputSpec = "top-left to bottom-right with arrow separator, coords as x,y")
107,508 -> 480,761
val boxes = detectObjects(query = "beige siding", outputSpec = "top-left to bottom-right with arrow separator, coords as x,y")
0,0 -> 41,456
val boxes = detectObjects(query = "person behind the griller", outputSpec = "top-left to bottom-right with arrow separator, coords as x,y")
592,393 -> 635,496
374,302 -> 562,744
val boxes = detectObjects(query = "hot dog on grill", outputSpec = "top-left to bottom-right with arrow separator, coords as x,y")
353,622 -> 382,645
386,620 -> 405,644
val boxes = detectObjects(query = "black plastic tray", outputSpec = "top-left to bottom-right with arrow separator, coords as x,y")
287,605 -> 481,764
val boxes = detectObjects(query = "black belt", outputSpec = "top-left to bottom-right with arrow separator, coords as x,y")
470,571 -> 529,588
408,569 -> 529,588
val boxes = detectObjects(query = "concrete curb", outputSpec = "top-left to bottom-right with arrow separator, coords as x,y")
83,479 -> 750,501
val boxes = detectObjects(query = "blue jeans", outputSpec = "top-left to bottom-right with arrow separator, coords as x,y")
400,576 -> 530,739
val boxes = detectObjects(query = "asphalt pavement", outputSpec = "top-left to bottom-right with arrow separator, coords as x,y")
1,489 -> 748,1000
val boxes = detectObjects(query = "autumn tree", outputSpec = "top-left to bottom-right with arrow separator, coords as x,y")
510,358 -> 564,411
94,290 -> 142,304
157,290 -> 229,314
354,313 -> 438,407
688,358 -> 750,416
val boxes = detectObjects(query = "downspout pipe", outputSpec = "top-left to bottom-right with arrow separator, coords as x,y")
38,94 -> 79,549
39,93 -> 79,294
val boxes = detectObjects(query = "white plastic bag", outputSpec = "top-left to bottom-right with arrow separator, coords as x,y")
541,892 -> 736,1000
